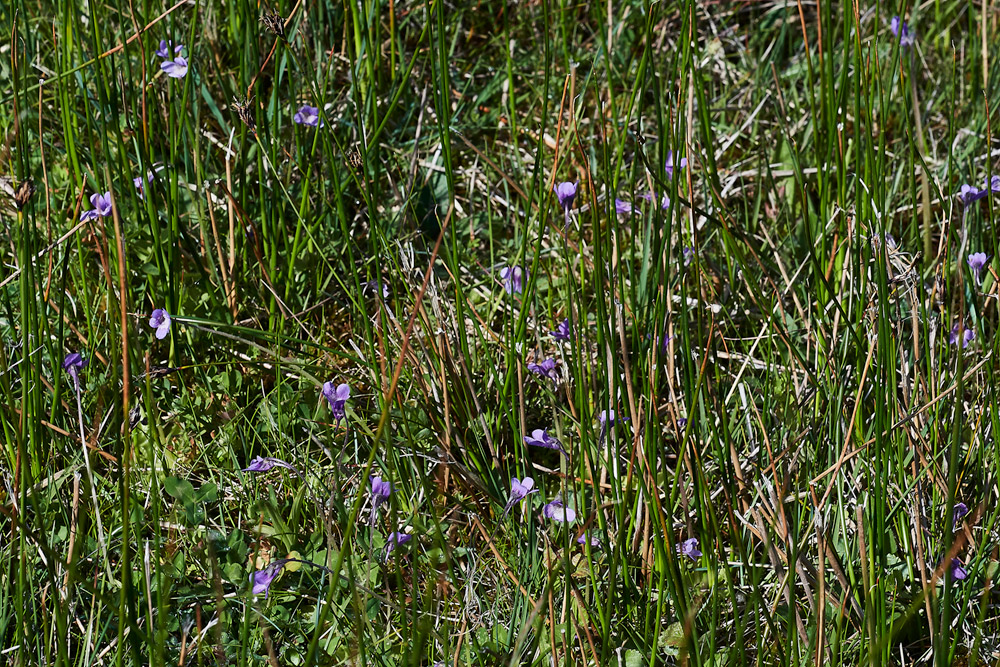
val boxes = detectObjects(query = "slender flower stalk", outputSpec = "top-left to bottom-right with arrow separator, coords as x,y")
64,352 -> 113,579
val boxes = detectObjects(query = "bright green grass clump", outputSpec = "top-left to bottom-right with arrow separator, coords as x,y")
0,0 -> 998,664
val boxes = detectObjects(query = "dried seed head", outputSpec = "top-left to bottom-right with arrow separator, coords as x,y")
13,179 -> 35,211
232,96 -> 256,132
260,8 -> 285,38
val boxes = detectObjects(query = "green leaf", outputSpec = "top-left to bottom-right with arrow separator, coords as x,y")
163,477 -> 196,506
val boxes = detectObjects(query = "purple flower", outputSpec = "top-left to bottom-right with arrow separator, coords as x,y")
385,531 -> 412,559
370,476 -> 393,517
677,537 -> 702,560
524,428 -> 565,454
63,351 -> 88,388
614,198 -> 633,215
639,191 -> 671,210
155,39 -> 184,59
968,253 -> 989,285
554,181 -> 578,210
80,191 -> 112,221
149,308 -> 171,340
960,184 -> 986,206
499,266 -> 528,295
953,502 -> 969,528
293,104 -> 321,127
250,559 -> 289,598
949,322 -> 975,349
551,318 -> 571,341
161,56 -> 188,79
502,476 -> 536,517
577,533 -> 600,548
363,280 -> 389,299
989,175 -> 1000,193
133,172 -> 154,200
322,381 -> 351,423
597,409 -> 628,445
665,150 -> 688,178
890,16 -> 915,47
542,498 -> 576,523
243,456 -> 296,473
682,246 -> 694,267
527,358 -> 559,383
950,557 -> 968,580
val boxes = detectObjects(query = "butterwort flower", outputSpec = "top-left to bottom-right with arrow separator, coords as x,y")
322,381 -> 351,423
614,198 -> 633,215
243,456 -> 296,473
502,477 -> 536,518
949,322 -> 975,349
968,253 -> 989,285
384,531 -> 412,559
149,308 -> 171,339
133,172 -> 154,200
155,39 -> 183,58
63,352 -> 88,389
890,16 -> 915,47
80,191 -> 112,221
665,150 -> 688,178
677,537 -> 702,560
363,280 -> 389,299
597,408 -> 628,444
542,498 -> 576,523
161,55 -> 188,78
293,104 -> 322,127
639,191 -> 670,210
577,533 -> 600,548
554,181 -> 578,212
683,246 -> 694,267
250,559 -> 289,598
499,266 -> 528,295
989,175 -> 1000,193
960,184 -> 986,206
953,502 -> 969,528
950,557 -> 968,580
370,476 -> 393,523
551,318 -> 571,341
524,428 -> 565,454
527,358 -> 559,383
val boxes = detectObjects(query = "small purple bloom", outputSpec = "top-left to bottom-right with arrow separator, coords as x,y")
385,531 -> 412,559
155,39 -> 184,59
80,191 -> 112,222
551,318 -> 571,341
499,266 -> 528,295
293,104 -> 321,127
161,56 -> 188,79
370,476 -> 393,521
322,381 -> 351,423
63,352 -> 88,388
950,557 -> 968,580
960,184 -> 985,206
682,246 -> 694,267
665,150 -> 688,178
554,181 -> 578,210
363,280 -> 389,299
968,253 -> 989,285
502,476 -> 536,517
597,409 -> 628,445
953,502 -> 969,528
527,358 -> 559,383
524,428 -> 565,454
989,175 -> 1000,193
577,533 -> 600,548
250,559 -> 289,598
639,191 -> 671,210
243,456 -> 296,473
677,537 -> 702,560
149,308 -> 171,340
890,16 -> 915,47
614,198 -> 633,215
949,322 -> 975,349
133,172 -> 154,200
542,498 -> 576,523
